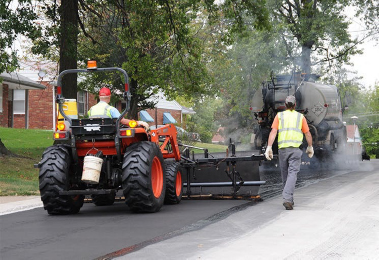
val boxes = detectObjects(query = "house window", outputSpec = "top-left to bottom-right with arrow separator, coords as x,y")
77,91 -> 86,115
0,86 -> 3,113
13,89 -> 26,114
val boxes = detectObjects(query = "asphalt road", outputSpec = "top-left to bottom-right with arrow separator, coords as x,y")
0,159 -> 371,260
0,197 -> 250,260
125,160 -> 378,260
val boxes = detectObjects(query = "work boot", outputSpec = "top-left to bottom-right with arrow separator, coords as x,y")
283,202 -> 293,210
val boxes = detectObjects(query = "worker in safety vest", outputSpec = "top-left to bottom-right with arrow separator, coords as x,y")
265,95 -> 314,210
88,87 -> 149,130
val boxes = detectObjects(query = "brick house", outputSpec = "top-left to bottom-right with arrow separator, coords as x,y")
0,71 -> 98,130
1,69 -> 194,130
1,72 -> 46,128
29,85 -> 97,130
212,127 -> 225,144
346,124 -> 362,155
141,94 -> 195,127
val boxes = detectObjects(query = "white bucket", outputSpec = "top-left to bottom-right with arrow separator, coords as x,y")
82,155 -> 103,184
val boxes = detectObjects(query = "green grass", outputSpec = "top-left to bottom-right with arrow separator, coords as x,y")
0,127 -> 53,158
0,127 -> 53,196
191,142 -> 227,153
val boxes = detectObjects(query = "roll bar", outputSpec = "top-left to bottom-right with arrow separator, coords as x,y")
56,67 -> 131,126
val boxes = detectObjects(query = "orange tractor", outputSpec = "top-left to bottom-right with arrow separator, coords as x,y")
36,62 -> 266,215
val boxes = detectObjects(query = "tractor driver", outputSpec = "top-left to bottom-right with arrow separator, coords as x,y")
88,87 -> 149,130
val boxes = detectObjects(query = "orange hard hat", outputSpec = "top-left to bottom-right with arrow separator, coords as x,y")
99,87 -> 111,96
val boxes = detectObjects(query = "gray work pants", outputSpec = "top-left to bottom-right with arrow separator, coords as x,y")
278,147 -> 303,203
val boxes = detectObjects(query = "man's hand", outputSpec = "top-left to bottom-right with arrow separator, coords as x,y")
264,146 -> 273,161
137,121 -> 149,131
306,146 -> 314,158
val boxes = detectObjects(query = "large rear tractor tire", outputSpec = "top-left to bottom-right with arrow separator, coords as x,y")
122,142 -> 166,213
39,145 -> 84,215
164,161 -> 183,204
91,193 -> 116,206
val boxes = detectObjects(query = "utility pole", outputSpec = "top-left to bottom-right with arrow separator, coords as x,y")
351,116 -> 358,156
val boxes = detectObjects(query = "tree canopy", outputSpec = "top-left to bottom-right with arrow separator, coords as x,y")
1,0 -> 378,153
343,84 -> 379,158
0,0 -> 40,75
206,0 -> 378,129
268,0 -> 379,74
28,0 -> 270,117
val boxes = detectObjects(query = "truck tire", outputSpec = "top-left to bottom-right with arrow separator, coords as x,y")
39,145 -> 84,215
91,193 -> 116,206
164,161 -> 183,204
122,142 -> 166,213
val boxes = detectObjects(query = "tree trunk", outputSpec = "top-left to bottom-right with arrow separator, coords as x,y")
59,0 -> 79,99
301,44 -> 312,75
299,0 -> 315,75
0,139 -> 14,156
128,78 -> 139,120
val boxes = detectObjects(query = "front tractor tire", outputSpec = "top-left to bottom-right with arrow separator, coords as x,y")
164,161 -> 183,204
122,142 -> 166,213
39,145 -> 84,215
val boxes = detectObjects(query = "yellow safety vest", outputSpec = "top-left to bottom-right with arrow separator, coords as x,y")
277,110 -> 304,149
88,102 -> 112,118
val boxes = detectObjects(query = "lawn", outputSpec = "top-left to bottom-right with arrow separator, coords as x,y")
0,127 -> 227,196
189,142 -> 227,153
0,127 -> 53,195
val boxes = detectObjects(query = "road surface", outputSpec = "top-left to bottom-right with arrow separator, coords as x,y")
1,160 -> 377,260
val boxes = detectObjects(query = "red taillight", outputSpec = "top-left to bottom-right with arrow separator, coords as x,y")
54,132 -> 68,140
120,129 -> 134,137
57,86 -> 62,95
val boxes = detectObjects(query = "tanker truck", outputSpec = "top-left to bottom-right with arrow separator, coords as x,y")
251,72 -> 348,165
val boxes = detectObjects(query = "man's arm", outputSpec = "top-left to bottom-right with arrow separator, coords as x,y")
304,131 -> 312,147
267,128 -> 278,147
301,117 -> 314,157
264,128 -> 277,160
120,118 -> 129,125
109,108 -> 129,125
108,107 -> 148,129
304,131 -> 314,158
264,115 -> 279,160
267,114 -> 279,146
120,118 -> 148,130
